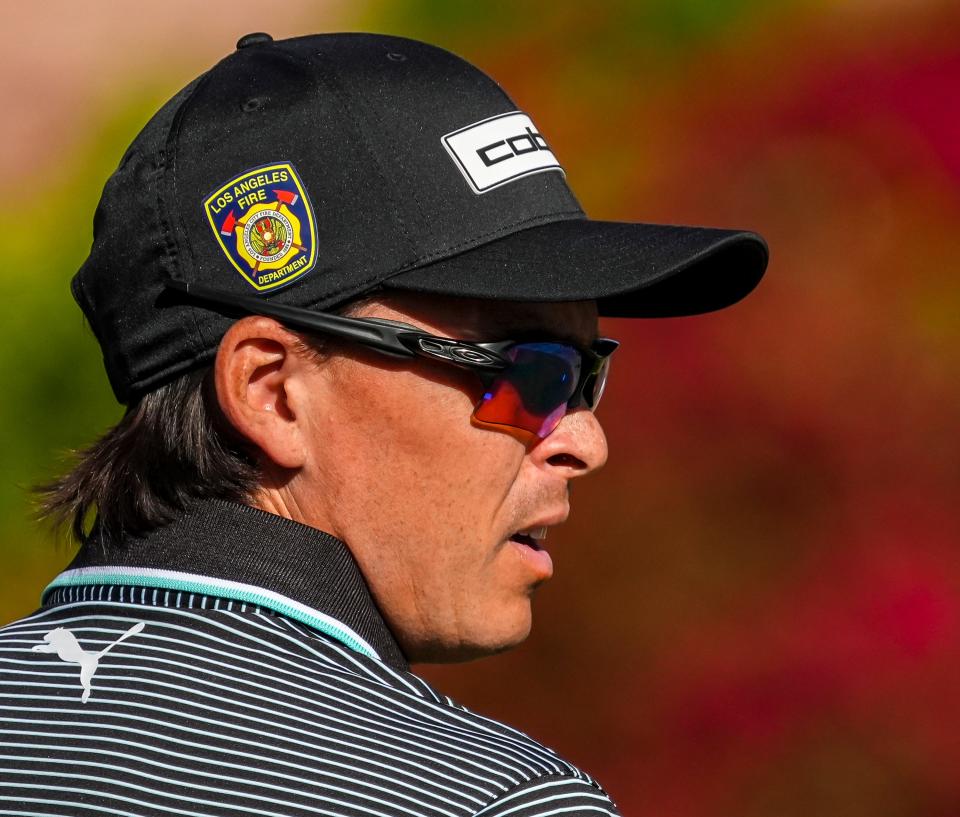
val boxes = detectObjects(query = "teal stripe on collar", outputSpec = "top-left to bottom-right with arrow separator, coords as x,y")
43,566 -> 381,661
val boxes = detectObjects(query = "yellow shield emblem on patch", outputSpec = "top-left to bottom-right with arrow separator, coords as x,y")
203,162 -> 317,291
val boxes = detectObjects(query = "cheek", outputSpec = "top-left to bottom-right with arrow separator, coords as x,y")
382,373 -> 520,533
325,362 -> 524,539
354,367 -> 476,465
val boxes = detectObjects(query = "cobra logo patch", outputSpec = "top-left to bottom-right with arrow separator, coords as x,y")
203,162 -> 317,291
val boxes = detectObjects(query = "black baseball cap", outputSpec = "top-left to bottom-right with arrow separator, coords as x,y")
72,31 -> 769,404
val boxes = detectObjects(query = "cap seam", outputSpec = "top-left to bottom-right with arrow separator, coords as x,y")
305,46 -> 421,264
164,69 -> 217,359
396,208 -> 584,269
331,49 -> 433,243
304,208 -> 585,307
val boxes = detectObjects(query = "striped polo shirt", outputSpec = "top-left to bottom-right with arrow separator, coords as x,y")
0,500 -> 620,816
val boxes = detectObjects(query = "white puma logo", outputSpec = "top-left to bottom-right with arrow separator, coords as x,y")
32,622 -> 146,703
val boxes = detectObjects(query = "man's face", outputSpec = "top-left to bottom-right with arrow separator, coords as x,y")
286,292 -> 608,663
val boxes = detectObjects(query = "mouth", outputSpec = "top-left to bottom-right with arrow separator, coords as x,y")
508,526 -> 553,580
510,527 -> 548,551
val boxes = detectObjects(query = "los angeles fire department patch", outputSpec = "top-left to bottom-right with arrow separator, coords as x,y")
203,162 -> 317,292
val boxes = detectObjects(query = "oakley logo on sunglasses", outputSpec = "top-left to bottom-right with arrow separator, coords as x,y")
415,337 -> 505,368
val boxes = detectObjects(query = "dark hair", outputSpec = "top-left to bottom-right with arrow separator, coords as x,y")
36,295 -> 379,544
36,368 -> 255,544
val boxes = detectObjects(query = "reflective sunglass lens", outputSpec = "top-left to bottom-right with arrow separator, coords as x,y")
506,344 -> 579,414
472,343 -> 580,438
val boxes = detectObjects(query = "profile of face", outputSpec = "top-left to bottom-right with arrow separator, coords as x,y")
218,292 -> 609,663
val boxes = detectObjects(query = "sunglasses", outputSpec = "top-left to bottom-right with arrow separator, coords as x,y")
165,281 -> 619,439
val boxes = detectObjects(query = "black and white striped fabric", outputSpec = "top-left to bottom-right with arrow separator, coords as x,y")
0,501 -> 620,816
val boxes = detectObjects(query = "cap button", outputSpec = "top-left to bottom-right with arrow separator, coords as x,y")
236,32 -> 273,50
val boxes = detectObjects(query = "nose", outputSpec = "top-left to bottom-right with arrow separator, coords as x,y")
530,407 -> 608,478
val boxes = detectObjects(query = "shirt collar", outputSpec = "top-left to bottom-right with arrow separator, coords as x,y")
42,499 -> 409,672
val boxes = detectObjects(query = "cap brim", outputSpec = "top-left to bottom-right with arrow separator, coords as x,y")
381,218 -> 769,318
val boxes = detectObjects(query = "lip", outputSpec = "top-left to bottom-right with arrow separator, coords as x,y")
509,537 -> 554,581
505,508 -> 568,581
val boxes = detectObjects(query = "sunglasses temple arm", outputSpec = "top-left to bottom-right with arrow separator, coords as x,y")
165,280 -> 417,358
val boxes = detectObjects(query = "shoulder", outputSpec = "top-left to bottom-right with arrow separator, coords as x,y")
374,675 -> 622,815
473,774 -> 621,816
0,603 -> 622,815
282,622 -> 622,813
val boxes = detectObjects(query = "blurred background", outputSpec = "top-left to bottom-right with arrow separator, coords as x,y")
3,1 -> 959,814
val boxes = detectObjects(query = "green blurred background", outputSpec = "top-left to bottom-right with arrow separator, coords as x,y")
4,1 -> 960,814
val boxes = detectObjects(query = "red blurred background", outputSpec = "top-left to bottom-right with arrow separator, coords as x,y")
3,2 -> 959,814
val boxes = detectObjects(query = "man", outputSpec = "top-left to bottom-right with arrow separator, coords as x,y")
0,32 -> 767,816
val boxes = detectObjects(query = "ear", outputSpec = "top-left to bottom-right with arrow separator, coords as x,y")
214,316 -> 317,470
